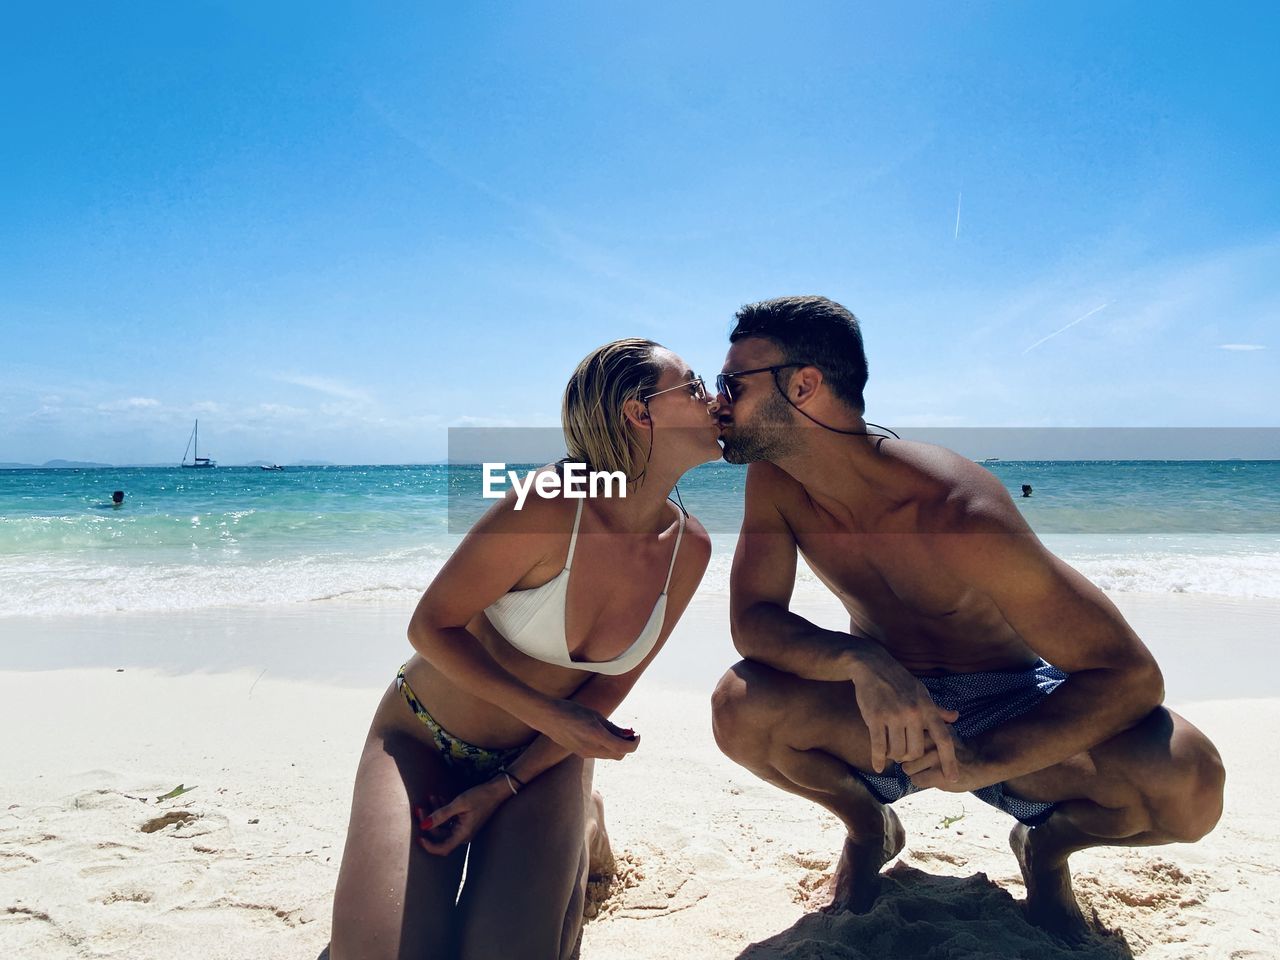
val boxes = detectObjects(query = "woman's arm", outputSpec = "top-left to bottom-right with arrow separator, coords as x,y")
416,669 -> 650,857
417,516 -> 712,856
505,514 -> 712,784
408,488 -> 637,757
406,488 -> 564,724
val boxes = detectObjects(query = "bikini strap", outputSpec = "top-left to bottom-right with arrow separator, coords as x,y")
564,498 -> 585,569
660,506 -> 686,594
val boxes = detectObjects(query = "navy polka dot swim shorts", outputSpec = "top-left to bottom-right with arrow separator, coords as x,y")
853,659 -> 1069,826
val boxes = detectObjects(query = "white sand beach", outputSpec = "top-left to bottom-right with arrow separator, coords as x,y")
2,592 -> 1277,959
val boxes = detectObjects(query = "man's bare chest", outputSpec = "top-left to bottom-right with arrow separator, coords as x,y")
796,531 -> 970,625
796,533 -> 1032,672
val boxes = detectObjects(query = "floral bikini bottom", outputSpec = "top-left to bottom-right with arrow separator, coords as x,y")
395,664 -> 524,779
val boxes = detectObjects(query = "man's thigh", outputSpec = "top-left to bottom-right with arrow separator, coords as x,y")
714,659 -> 878,772
1001,706 -> 1201,809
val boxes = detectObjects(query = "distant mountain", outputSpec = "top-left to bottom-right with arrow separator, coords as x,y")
3,458 -> 351,470
0,460 -> 118,469
2,460 -> 179,469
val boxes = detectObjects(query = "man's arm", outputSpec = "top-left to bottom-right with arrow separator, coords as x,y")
730,463 -> 865,680
918,500 -> 1164,788
730,463 -> 961,778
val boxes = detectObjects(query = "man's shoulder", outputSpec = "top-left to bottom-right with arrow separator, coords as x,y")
884,442 -> 1026,534
887,439 -> 991,483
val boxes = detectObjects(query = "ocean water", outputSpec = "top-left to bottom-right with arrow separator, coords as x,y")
0,461 -> 1277,617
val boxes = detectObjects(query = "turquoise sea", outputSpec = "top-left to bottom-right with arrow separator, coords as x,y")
1,461 -> 1278,617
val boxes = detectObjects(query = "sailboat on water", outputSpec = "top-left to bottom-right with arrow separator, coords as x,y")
181,420 -> 216,468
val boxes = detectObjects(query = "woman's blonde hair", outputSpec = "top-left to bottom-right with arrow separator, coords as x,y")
562,338 -> 665,479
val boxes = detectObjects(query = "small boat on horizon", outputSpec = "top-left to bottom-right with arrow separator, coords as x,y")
260,464 -> 284,471
181,420 -> 216,469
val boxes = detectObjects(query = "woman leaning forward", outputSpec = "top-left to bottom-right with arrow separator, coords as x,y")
329,339 -> 720,959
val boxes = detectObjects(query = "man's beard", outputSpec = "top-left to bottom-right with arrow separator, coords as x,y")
720,390 -> 799,464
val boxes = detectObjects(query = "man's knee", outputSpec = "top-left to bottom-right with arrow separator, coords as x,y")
1165,735 -> 1226,843
1142,719 -> 1226,844
710,661 -> 780,764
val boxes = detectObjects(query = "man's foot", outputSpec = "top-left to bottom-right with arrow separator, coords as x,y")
825,805 -> 905,914
1010,822 -> 1090,943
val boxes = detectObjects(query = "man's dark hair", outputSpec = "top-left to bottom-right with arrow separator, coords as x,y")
729,295 -> 868,412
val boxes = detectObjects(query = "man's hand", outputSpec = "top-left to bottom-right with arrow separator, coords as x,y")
850,647 -> 961,783
900,740 -> 992,793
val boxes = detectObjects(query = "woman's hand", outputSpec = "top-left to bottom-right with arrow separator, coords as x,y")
415,781 -> 509,857
537,699 -> 640,760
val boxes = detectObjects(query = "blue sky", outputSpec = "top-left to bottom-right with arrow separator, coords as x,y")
2,1 -> 1277,464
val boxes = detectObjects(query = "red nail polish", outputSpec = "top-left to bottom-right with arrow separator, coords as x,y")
421,818 -> 434,831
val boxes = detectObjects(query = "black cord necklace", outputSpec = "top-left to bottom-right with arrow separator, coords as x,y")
782,394 -> 901,440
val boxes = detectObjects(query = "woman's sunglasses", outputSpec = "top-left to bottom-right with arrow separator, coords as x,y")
641,376 -> 709,404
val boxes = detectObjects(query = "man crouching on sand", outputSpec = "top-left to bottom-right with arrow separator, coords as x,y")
708,295 -> 1225,940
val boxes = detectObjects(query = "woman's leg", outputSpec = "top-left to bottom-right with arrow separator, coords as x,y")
455,756 -> 590,960
582,759 -> 615,879
330,689 -> 470,960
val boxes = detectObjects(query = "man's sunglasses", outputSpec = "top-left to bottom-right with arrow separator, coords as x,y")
641,376 -> 709,404
715,363 -> 812,405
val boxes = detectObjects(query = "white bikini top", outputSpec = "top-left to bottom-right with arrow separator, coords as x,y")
483,499 -> 686,676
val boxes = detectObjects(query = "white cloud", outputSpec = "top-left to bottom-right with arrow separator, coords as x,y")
26,403 -> 62,422
450,414 -> 524,428
868,234 -> 1280,428
890,413 -> 972,428
273,373 -> 372,404
97,396 -> 161,412
963,235 -> 1279,354
252,403 -> 308,419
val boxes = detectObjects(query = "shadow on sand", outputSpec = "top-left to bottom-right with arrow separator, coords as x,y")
737,863 -> 1134,960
